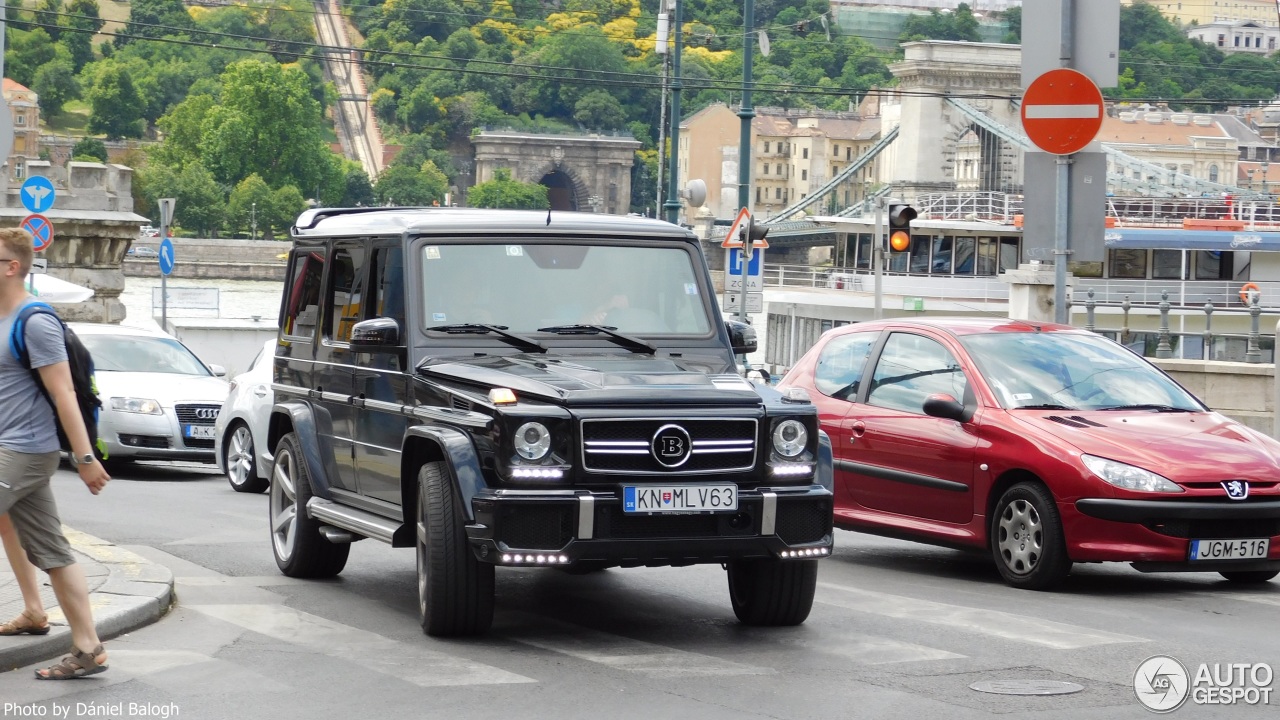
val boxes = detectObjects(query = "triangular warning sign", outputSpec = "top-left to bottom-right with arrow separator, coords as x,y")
722,207 -> 752,248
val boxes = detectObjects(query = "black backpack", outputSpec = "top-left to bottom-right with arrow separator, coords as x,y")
7,302 -> 108,460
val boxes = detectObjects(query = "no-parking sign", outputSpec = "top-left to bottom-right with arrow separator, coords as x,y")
21,214 -> 54,252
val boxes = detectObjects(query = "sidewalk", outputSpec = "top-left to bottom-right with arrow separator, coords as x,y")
0,527 -> 173,672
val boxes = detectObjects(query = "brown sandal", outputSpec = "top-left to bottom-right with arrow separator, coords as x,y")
0,610 -> 50,636
34,645 -> 108,680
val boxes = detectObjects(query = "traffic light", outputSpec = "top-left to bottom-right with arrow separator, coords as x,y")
888,203 -> 916,252
740,214 -> 770,260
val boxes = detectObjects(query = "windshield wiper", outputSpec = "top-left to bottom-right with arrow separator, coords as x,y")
425,324 -> 546,353
536,324 -> 656,354
1013,404 -> 1077,410
1098,404 -> 1195,413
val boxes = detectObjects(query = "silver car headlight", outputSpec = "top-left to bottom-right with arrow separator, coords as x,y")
110,397 -> 162,415
514,422 -> 551,461
772,420 -> 808,458
1082,455 -> 1183,493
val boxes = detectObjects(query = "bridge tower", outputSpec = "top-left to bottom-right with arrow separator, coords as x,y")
887,41 -> 1024,201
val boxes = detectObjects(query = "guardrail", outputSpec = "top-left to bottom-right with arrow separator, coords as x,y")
1071,289 -> 1275,363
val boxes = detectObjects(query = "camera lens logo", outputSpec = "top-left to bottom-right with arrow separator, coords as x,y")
1135,655 -> 1191,713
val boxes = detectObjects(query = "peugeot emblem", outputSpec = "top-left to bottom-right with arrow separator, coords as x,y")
651,424 -> 692,468
195,407 -> 220,421
1222,480 -> 1249,501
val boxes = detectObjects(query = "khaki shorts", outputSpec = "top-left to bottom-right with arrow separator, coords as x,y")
0,447 -> 74,571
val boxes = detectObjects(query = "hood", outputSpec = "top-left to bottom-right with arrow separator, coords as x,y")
419,353 -> 761,406
1013,411 -> 1280,483
96,372 -> 230,407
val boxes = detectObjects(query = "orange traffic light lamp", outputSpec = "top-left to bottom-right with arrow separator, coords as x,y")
889,230 -> 911,252
887,202 -> 916,253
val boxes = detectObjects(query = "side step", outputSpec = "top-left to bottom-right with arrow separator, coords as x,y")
307,497 -> 401,545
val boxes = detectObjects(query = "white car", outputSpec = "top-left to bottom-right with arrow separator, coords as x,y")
71,323 -> 230,466
214,340 -> 275,493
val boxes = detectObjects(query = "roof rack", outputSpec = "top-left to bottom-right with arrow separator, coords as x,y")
292,206 -> 434,232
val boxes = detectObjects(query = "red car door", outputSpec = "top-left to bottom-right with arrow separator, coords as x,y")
846,331 -> 978,525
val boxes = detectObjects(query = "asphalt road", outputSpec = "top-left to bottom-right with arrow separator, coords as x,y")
1,462 -> 1277,719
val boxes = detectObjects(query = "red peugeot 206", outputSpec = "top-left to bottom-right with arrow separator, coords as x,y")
779,317 -> 1280,590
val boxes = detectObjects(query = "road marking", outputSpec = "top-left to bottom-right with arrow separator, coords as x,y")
505,614 -> 773,678
811,634 -> 965,665
818,582 -> 1145,649
1024,104 -> 1102,119
190,604 -> 534,686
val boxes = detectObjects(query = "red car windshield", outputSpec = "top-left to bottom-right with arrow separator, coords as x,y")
959,332 -> 1205,412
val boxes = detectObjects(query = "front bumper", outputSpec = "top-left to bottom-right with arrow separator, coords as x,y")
101,408 -> 217,462
1066,497 -> 1280,566
466,485 -> 834,568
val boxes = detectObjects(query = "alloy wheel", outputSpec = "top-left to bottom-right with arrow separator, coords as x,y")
270,448 -> 299,561
998,499 -> 1043,575
227,426 -> 255,487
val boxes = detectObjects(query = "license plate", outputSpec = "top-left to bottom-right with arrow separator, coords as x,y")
1189,538 -> 1270,561
184,425 -> 217,439
622,484 -> 737,513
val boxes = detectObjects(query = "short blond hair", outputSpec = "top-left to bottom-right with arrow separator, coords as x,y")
0,227 -> 34,274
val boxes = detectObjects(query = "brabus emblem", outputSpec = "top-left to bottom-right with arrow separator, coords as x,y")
651,424 -> 692,468
1222,480 -> 1249,500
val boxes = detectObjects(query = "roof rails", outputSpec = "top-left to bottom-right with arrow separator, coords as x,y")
292,206 -> 434,232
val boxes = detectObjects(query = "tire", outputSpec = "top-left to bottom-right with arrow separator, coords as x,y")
416,462 -> 494,637
1220,570 -> 1279,584
726,559 -> 818,626
225,422 -> 268,494
991,482 -> 1071,590
269,433 -> 349,578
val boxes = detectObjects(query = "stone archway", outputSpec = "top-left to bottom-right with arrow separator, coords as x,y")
538,169 -> 579,211
472,132 -> 641,213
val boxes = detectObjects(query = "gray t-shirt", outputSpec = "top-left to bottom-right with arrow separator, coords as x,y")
0,304 -> 67,453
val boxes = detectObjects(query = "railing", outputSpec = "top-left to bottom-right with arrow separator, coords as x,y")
760,264 -> 1009,301
1067,279 -> 1280,308
1071,289 -> 1275,363
915,191 -> 1023,221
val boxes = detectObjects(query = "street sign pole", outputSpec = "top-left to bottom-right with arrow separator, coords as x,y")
873,197 -> 885,319
1055,0 -> 1074,325
158,198 -> 176,330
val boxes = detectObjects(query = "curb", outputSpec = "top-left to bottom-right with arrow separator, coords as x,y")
0,528 -> 174,673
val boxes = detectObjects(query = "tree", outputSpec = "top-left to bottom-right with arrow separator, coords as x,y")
1001,6 -> 1021,43
342,166 -> 377,207
198,59 -> 336,191
4,28 -> 60,87
268,185 -> 307,237
33,60 -> 81,118
226,173 -> 272,237
117,0 -> 196,46
86,62 -> 146,139
573,90 -> 627,130
153,94 -> 217,169
374,164 -> 446,205
174,162 -> 226,236
71,137 -> 108,162
468,168 -> 548,209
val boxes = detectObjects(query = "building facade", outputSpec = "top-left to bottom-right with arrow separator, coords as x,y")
1187,20 -> 1280,53
2,79 -> 42,183
1137,0 -> 1277,26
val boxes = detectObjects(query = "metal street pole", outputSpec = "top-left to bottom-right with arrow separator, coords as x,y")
662,0 -> 684,224
873,197 -> 885,319
1053,0 -> 1074,325
737,0 -> 755,213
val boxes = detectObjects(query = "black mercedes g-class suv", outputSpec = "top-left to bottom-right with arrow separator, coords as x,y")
266,207 -> 834,636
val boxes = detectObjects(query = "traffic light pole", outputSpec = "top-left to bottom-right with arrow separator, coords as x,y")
873,197 -> 884,320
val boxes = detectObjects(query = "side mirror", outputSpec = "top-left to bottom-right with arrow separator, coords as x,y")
923,393 -> 966,422
726,320 -> 757,355
208,364 -> 227,377
351,317 -> 402,352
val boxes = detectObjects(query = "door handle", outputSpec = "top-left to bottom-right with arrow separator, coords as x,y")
253,387 -> 268,398
850,421 -> 866,442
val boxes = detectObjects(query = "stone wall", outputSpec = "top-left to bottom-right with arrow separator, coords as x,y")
1151,358 -> 1274,435
1,161 -> 147,323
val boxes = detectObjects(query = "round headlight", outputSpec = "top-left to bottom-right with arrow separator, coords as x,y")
772,420 -> 808,458
514,422 -> 551,461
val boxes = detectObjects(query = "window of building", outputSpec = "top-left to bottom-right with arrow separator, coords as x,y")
15,115 -> 25,126
1108,248 -> 1148,279
833,144 -> 839,155
756,187 -> 761,203
909,235 -> 931,274
846,147 -> 852,161
999,239 -> 1019,273
1217,34 -> 1226,47
801,169 -> 808,181
1196,250 -> 1234,279
1209,164 -> 1220,183
803,148 -> 809,159
14,162 -> 25,180
931,236 -> 954,274
977,237 -> 998,275
1271,37 -> 1276,50
325,245 -> 369,343
832,165 -> 839,176
1152,249 -> 1184,279
856,233 -> 872,269
775,187 -> 781,199
14,137 -> 25,153
954,237 -> 976,274
1235,35 -> 1241,46
283,250 -> 325,339
763,141 -> 770,153
763,164 -> 769,175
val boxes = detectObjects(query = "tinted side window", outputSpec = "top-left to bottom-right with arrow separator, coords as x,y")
283,250 -> 325,340
867,333 -> 968,414
326,245 -> 369,343
814,331 -> 878,400
372,246 -> 406,332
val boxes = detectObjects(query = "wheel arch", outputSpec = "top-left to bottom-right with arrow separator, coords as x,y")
985,468 -> 1053,545
399,425 -> 490,546
267,401 -> 335,499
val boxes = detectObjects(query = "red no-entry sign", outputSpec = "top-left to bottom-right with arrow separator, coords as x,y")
1021,68 -> 1104,155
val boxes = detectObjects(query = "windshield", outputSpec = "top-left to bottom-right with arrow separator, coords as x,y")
80,335 -> 212,376
959,332 -> 1205,412
419,243 -> 711,335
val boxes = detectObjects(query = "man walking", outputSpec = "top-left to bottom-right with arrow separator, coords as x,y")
0,227 -> 110,679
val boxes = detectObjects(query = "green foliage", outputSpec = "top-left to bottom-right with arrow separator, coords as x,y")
226,173 -> 272,237
5,28 -> 61,88
71,136 -> 108,162
574,90 -> 627,130
468,167 -> 548,209
85,61 -> 146,139
342,166 -> 377,207
1000,6 -> 1021,43
33,60 -> 81,117
899,3 -> 981,43
374,163 -> 447,205
116,0 -> 197,47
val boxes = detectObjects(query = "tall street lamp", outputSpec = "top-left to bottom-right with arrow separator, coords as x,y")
251,202 -> 257,241
662,0 -> 684,225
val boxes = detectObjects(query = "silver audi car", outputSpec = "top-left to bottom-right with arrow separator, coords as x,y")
70,323 -> 230,465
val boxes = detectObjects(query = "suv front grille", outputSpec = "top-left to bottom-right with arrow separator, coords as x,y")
776,501 -> 832,545
496,504 -> 574,550
582,418 -> 756,474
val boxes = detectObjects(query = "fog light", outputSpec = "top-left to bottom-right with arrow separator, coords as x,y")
502,554 -> 512,563
558,555 -> 569,563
